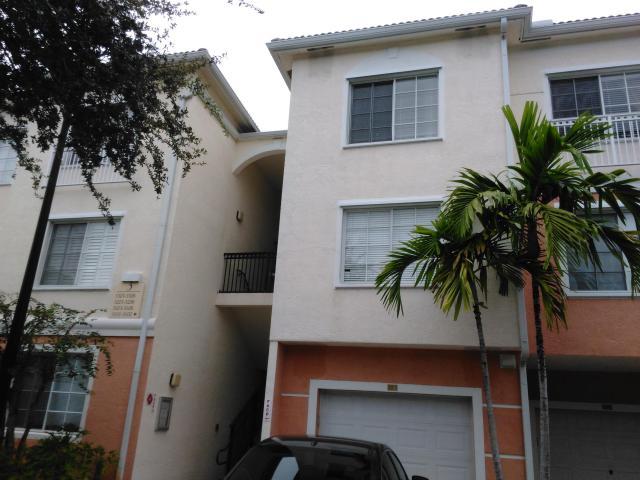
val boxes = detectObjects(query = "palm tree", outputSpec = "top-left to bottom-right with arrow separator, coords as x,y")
376,214 -> 524,480
445,101 -> 640,480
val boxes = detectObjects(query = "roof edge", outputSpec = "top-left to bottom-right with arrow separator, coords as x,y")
267,6 -> 532,52
168,49 -> 259,133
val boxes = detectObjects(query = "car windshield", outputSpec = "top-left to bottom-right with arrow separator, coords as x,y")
227,441 -> 375,480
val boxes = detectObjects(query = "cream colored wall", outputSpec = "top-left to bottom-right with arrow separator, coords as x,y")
131,95 -> 279,479
271,31 -> 520,349
0,134 -> 162,313
508,30 -> 640,176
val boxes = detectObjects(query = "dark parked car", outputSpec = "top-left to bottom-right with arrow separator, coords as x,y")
225,436 -> 427,480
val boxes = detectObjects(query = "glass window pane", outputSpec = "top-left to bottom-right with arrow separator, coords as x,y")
372,95 -> 392,113
352,84 -> 371,100
417,75 -> 438,91
373,81 -> 393,97
394,92 -> 415,109
394,124 -> 415,140
416,122 -> 438,138
417,106 -> 438,123
395,77 -> 416,94
596,272 -> 627,290
417,90 -> 438,107
394,107 -> 415,125
569,272 -> 597,290
576,92 -> 602,115
351,98 -> 371,114
372,111 -> 392,128
350,129 -> 371,144
372,127 -> 392,142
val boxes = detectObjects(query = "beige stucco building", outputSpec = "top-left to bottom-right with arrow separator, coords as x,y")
1,5 -> 639,480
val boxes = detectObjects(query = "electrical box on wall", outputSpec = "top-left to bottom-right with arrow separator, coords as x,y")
155,397 -> 173,432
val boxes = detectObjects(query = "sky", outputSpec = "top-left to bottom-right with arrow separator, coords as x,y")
167,0 -> 639,131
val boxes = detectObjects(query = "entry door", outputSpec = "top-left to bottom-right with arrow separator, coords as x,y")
318,390 -> 475,480
550,408 -> 640,480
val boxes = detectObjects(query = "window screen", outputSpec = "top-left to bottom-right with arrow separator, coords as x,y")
14,355 -> 90,432
550,77 -> 602,119
550,71 -> 640,119
568,213 -> 627,291
342,205 -> 439,283
41,220 -> 120,287
350,73 -> 438,144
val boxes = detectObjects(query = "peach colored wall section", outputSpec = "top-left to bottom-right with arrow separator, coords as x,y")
272,345 -> 525,478
82,336 -> 153,478
524,283 -> 640,357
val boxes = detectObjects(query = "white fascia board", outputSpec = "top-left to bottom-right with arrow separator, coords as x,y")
267,7 -> 532,53
168,49 -> 259,132
521,13 -> 640,41
237,130 -> 288,141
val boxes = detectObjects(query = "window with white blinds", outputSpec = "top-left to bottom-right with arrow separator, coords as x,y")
41,220 -> 121,287
0,141 -> 18,185
349,72 -> 439,144
550,70 -> 640,119
342,204 -> 439,283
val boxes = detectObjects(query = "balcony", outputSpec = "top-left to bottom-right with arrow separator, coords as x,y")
551,114 -> 640,167
56,150 -> 126,186
216,252 -> 276,307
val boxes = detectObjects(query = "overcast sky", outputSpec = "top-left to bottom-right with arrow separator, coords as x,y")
167,0 -> 639,131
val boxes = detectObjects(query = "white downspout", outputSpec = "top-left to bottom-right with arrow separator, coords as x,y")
117,96 -> 187,478
501,17 -> 535,480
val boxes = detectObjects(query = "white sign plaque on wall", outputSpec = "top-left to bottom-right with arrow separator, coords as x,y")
110,283 -> 145,318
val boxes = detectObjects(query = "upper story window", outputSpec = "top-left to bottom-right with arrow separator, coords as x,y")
349,72 -> 439,144
567,212 -> 634,294
40,219 -> 121,288
341,204 -> 439,284
14,354 -> 90,432
550,70 -> 640,119
0,141 -> 18,185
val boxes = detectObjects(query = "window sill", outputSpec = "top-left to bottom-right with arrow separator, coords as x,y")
343,137 -> 443,149
335,283 -> 420,289
33,285 -> 111,291
566,290 -> 634,298
13,429 -> 58,440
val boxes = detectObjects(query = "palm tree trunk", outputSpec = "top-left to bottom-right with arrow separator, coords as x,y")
532,278 -> 551,480
528,222 -> 551,480
469,281 -> 503,480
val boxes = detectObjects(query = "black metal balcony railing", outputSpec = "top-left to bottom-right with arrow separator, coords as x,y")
220,252 -> 276,293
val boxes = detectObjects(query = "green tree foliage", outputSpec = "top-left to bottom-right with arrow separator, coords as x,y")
0,0 -> 207,208
0,431 -> 117,480
0,294 -> 113,463
376,212 -> 525,480
445,101 -> 640,480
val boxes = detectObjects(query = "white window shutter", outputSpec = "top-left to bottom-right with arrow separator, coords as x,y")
343,205 -> 439,283
76,221 -> 120,287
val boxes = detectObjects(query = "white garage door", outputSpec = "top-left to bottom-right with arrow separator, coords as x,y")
318,390 -> 475,480
550,409 -> 640,480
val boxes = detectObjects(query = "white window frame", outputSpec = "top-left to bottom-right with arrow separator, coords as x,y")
335,197 -> 442,288
564,207 -> 635,298
546,64 -> 640,120
0,141 -> 18,185
344,68 -> 443,148
34,212 -> 125,291
13,346 -> 98,440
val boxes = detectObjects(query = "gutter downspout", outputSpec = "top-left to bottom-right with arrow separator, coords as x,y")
501,17 -> 535,480
117,96 -> 187,478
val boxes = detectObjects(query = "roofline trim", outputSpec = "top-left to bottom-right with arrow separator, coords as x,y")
267,6 -> 532,52
168,49 -> 259,132
267,7 -> 640,52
